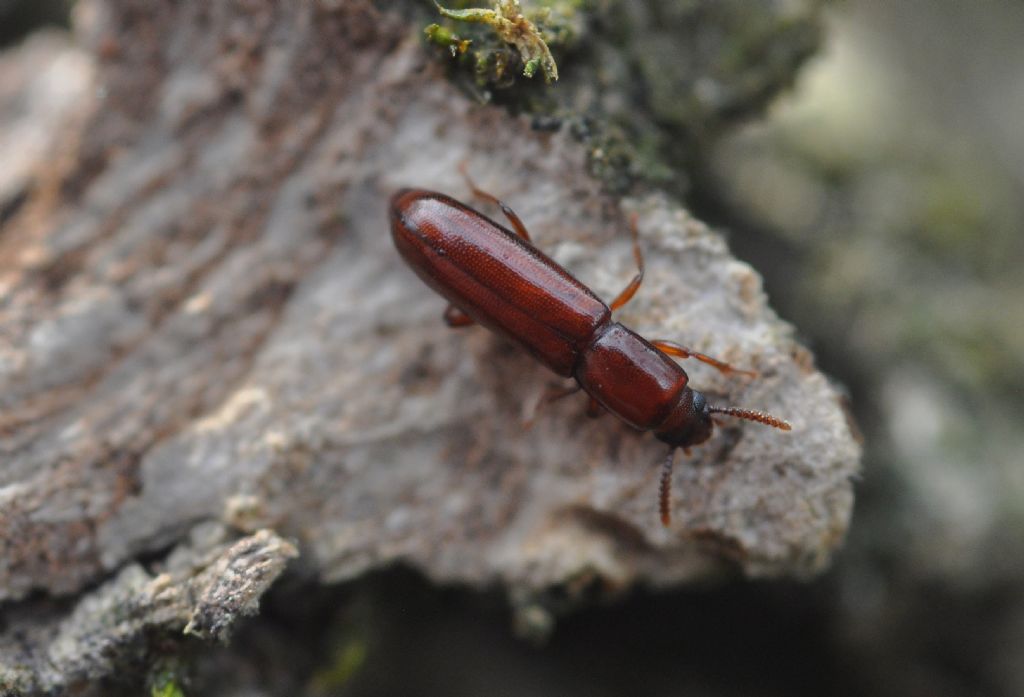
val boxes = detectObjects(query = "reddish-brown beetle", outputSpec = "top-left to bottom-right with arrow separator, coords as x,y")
389,173 -> 790,525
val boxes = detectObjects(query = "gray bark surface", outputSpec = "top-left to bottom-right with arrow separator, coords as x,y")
0,2 -> 859,692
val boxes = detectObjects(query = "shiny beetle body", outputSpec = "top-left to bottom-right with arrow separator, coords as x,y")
390,186 -> 789,524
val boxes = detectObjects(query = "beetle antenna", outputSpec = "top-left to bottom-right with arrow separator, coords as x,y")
709,406 -> 792,431
659,448 -> 676,526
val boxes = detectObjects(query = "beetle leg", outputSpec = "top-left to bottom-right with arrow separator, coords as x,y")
659,447 -> 677,526
545,384 -> 582,403
609,213 -> 644,311
586,396 -> 605,418
523,383 -> 582,429
458,162 -> 532,242
650,340 -> 757,378
443,304 -> 474,327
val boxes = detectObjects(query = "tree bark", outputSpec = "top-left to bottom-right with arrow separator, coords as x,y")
0,1 -> 859,692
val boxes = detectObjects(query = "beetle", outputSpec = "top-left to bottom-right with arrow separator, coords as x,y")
389,172 -> 790,525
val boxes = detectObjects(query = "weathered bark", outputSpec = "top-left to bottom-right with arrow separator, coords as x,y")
0,1 -> 859,692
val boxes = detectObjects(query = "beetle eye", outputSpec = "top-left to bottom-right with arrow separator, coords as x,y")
692,391 -> 707,418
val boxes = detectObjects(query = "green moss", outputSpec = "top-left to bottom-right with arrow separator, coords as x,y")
421,0 -> 825,193
424,22 -> 473,56
431,0 -> 565,83
309,637 -> 369,693
150,670 -> 187,697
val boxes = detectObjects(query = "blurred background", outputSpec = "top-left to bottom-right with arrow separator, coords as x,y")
2,0 -> 1022,695
0,0 -> 67,48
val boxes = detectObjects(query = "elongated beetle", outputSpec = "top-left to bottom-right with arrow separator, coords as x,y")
390,173 -> 790,524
